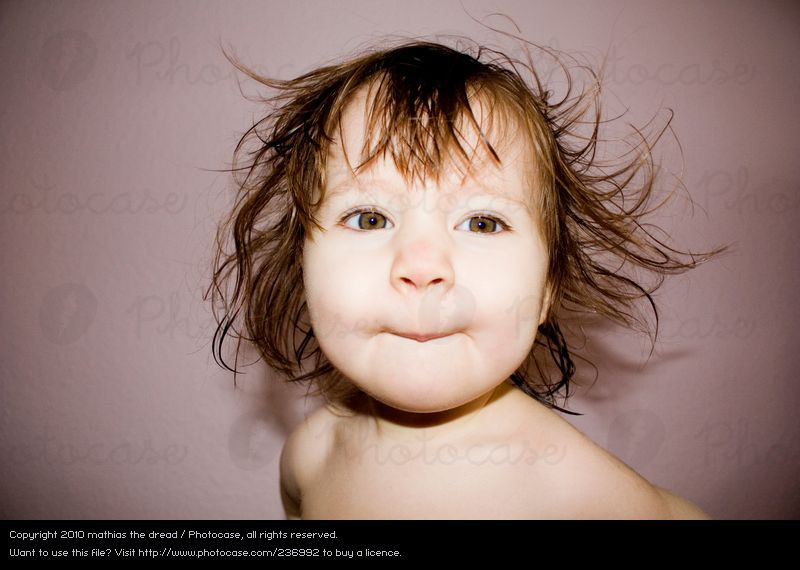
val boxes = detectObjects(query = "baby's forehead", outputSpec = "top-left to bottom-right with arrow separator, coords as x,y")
323,153 -> 530,208
321,85 -> 539,211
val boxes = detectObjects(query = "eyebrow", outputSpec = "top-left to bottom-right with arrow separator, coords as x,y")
323,178 -> 531,209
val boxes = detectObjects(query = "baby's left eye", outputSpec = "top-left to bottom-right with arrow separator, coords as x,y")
457,215 -> 507,234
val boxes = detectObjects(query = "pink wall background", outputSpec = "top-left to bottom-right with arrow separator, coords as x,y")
1,0 -> 797,519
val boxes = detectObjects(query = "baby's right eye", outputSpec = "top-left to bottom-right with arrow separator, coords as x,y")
341,209 -> 393,231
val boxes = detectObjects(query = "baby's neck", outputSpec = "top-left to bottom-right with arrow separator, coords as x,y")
355,381 -> 519,445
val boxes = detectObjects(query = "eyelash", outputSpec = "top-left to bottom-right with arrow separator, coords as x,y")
338,207 -> 512,234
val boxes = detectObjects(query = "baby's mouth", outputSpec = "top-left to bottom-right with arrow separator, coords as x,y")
387,330 -> 455,342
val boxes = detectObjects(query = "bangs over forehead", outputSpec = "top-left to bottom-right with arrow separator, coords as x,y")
313,43 -> 548,209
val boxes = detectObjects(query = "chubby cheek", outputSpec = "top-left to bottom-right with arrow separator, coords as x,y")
464,259 -> 545,367
302,237 -> 381,349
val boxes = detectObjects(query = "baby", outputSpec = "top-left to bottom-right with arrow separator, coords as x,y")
207,38 -> 726,519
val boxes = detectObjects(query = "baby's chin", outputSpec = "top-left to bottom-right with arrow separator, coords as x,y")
361,387 -> 476,415
347,351 -> 498,413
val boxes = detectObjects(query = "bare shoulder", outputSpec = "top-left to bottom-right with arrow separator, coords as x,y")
652,485 -> 713,520
555,438 -> 712,519
508,393 -> 710,519
279,403 -> 339,520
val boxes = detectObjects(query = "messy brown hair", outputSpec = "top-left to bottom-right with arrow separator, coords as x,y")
204,36 -> 729,416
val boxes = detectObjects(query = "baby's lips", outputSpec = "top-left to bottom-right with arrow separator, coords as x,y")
388,329 -> 458,342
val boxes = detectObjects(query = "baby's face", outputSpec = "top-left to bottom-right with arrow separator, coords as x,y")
302,90 -> 551,415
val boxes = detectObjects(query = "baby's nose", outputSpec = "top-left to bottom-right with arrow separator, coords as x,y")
389,231 -> 455,293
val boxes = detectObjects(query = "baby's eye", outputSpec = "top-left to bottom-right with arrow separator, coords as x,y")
340,209 -> 509,234
457,215 -> 507,234
342,210 -> 392,231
